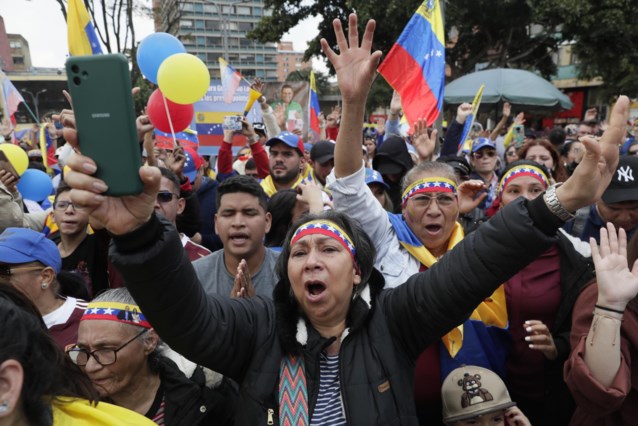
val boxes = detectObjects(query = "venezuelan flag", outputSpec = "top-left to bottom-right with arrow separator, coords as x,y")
309,71 -> 321,135
378,0 -> 445,127
154,128 -> 199,151
39,126 -> 58,173
219,58 -> 242,104
67,0 -> 103,56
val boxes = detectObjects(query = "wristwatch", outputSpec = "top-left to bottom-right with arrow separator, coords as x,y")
543,184 -> 575,221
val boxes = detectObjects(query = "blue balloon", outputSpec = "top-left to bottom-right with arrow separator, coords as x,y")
17,169 -> 53,202
137,33 -> 186,84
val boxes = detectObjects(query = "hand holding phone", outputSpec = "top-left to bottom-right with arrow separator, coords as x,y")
65,53 -> 142,196
222,115 -> 242,132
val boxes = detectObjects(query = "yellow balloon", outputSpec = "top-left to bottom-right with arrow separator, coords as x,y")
157,53 -> 210,105
0,143 -> 28,176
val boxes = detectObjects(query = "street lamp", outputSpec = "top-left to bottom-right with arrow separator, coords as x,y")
20,88 -> 47,122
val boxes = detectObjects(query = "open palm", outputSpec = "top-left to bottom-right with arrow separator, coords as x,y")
320,15 -> 382,104
591,223 -> 638,310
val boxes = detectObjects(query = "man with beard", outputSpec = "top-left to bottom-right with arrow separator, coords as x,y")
260,131 -> 306,197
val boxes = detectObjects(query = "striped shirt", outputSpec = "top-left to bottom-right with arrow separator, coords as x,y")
310,353 -> 346,426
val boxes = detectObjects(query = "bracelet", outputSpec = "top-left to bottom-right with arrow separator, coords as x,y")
595,304 -> 625,315
3,136 -> 11,142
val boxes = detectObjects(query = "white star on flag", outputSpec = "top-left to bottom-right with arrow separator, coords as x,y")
102,308 -> 114,315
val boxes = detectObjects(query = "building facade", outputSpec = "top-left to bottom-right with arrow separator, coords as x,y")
276,41 -> 311,81
153,0 -> 279,81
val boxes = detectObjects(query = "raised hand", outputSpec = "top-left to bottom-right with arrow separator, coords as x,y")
556,96 -> 628,211
251,78 -> 264,94
64,152 -> 159,235
524,320 -> 557,360
590,222 -> 638,311
165,146 -> 186,178
513,112 -> 525,125
390,91 -> 402,116
136,114 -> 154,141
584,107 -> 597,122
502,102 -> 511,118
0,117 -> 14,139
326,105 -> 341,128
320,14 -> 382,104
457,180 -> 488,214
412,119 -> 436,162
455,103 -> 472,124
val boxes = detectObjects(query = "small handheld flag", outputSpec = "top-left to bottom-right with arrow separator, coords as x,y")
219,58 -> 242,104
458,84 -> 485,152
308,71 -> 321,135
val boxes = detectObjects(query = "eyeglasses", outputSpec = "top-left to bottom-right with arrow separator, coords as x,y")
409,194 -> 457,208
156,191 -> 179,204
473,150 -> 497,159
66,329 -> 149,367
54,201 -> 85,211
506,150 -> 518,157
0,265 -> 44,277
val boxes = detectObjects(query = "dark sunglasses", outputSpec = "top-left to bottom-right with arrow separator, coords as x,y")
156,191 -> 179,203
473,150 -> 497,159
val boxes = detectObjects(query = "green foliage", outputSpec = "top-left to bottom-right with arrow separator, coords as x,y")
133,75 -> 154,116
537,0 -> 638,95
285,69 -> 331,95
366,76 -> 393,113
250,0 -> 561,81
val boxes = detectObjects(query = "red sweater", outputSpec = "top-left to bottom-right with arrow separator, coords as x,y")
218,142 -> 269,178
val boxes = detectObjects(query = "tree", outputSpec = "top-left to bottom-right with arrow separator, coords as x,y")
249,0 -> 564,81
51,0 -> 181,84
285,69 -> 331,95
537,0 -> 638,95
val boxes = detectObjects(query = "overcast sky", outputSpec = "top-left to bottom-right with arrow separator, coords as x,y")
1,0 -> 326,72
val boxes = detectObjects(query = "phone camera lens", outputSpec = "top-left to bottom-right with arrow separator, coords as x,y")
73,76 -> 81,86
71,65 -> 80,73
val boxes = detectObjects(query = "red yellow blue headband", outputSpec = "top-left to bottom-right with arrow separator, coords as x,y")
81,302 -> 152,329
401,177 -> 457,207
498,165 -> 549,195
291,220 -> 358,271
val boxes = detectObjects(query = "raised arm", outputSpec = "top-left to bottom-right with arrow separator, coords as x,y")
489,102 -> 511,141
584,224 -> 638,386
321,15 -> 381,178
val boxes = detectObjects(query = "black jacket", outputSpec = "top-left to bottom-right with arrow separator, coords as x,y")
155,355 -> 237,426
110,196 -> 562,425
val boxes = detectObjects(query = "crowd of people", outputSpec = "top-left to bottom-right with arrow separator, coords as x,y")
1,14 -> 638,426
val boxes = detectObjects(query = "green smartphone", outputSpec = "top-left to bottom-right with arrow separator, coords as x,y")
65,54 -> 142,196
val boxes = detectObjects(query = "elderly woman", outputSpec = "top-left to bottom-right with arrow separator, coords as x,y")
67,288 -> 236,425
63,15 -> 627,425
495,160 -> 594,425
0,284 -> 154,425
